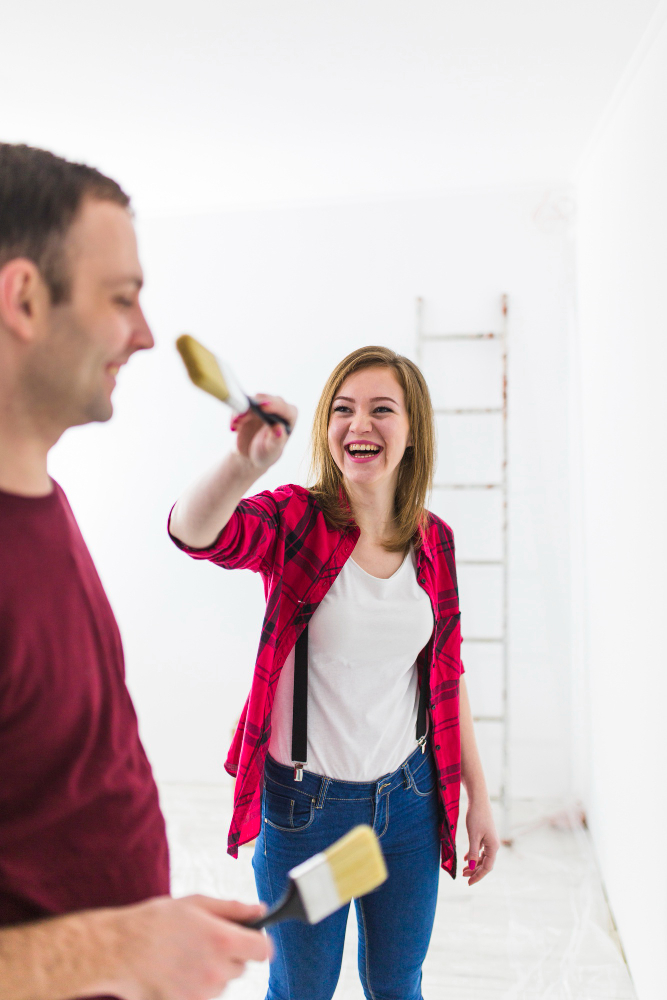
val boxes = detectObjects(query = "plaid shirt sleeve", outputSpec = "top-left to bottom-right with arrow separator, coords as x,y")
168,490 -> 282,575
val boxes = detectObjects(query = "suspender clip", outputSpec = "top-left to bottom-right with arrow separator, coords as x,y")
293,763 -> 305,781
417,735 -> 427,754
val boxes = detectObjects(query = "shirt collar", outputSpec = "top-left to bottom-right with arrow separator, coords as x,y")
416,519 -> 434,565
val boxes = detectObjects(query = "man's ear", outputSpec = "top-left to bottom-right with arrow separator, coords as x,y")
0,259 -> 49,343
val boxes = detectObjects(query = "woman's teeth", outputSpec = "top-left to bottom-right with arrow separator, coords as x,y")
347,445 -> 381,456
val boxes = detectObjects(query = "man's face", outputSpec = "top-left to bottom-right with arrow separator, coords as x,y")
23,197 -> 154,429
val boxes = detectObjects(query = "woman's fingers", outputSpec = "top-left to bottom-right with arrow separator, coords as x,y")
231,394 -> 297,467
462,842 -> 480,878
248,420 -> 289,469
468,852 -> 493,884
230,411 -> 251,433
254,393 -> 298,431
464,832 -> 500,885
234,396 -> 295,468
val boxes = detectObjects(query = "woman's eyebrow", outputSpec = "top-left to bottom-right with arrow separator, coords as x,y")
332,395 -> 399,405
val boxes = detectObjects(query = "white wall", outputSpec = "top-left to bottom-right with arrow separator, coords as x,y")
575,8 -> 667,999
49,185 -> 574,800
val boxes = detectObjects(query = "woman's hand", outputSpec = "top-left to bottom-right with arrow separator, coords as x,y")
169,393 -> 297,549
462,797 -> 500,886
232,394 -> 298,473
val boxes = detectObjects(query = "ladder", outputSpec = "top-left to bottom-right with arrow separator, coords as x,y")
416,295 -> 511,844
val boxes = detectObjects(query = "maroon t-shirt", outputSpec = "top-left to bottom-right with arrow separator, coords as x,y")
0,481 -> 169,926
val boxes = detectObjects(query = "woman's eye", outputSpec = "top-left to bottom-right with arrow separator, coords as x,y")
373,406 -> 392,414
114,297 -> 134,308
333,405 -> 351,413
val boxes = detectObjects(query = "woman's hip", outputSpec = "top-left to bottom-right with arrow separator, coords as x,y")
259,744 -> 441,859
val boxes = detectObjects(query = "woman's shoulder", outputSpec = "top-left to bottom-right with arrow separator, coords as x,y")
243,485 -> 340,545
422,508 -> 455,545
243,483 -> 320,518
420,511 -> 458,587
256,483 -> 315,506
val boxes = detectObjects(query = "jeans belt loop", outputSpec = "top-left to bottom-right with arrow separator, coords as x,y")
315,776 -> 329,809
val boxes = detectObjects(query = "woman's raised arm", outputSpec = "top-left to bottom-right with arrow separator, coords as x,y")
169,394 -> 297,550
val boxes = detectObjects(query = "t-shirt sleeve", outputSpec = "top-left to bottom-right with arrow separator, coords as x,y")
168,489 -> 281,575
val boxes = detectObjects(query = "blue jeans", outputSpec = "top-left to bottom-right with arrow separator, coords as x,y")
252,744 -> 441,1000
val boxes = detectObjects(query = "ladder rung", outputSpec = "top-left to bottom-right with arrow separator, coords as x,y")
433,483 -> 502,490
434,407 -> 503,415
457,559 -> 503,566
420,332 -> 502,341
464,637 -> 504,643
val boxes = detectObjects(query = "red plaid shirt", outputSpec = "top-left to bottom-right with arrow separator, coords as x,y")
171,484 -> 463,877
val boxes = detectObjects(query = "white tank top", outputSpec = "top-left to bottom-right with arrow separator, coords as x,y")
268,547 -> 435,781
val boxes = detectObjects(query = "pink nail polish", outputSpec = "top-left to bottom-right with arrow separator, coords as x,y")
468,860 -> 476,870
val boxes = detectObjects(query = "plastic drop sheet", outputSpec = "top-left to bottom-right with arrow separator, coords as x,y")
161,785 -> 636,1000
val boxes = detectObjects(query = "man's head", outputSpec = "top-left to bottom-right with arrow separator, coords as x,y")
0,144 -> 154,434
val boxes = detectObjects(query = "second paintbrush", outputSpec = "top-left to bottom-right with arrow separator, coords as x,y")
246,825 -> 388,930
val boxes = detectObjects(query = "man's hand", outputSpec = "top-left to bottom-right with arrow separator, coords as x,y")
104,895 -> 271,1000
0,895 -> 271,1000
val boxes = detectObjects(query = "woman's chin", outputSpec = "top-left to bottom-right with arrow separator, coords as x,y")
344,466 -> 391,489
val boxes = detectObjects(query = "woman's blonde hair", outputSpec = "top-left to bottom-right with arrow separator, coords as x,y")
309,346 -> 436,552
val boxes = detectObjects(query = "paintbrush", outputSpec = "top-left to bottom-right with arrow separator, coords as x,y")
247,825 -> 387,929
175,334 -> 291,434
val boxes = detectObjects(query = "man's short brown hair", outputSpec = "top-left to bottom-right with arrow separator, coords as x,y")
0,143 -> 130,304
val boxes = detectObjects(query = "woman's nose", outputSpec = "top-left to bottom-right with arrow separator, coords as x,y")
349,412 -> 372,434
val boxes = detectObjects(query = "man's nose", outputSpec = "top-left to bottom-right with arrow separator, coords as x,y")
131,305 -> 155,352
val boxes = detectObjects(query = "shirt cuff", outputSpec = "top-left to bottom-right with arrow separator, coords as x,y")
167,503 -> 237,559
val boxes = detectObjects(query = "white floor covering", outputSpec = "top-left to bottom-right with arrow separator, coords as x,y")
159,781 -> 637,1000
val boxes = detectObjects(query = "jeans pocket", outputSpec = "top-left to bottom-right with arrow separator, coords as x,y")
410,757 -> 436,798
264,786 -> 315,832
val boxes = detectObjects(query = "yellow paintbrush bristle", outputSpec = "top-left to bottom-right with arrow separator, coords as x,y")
324,825 -> 388,904
176,334 -> 230,403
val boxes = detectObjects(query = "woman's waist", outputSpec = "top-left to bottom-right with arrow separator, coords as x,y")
264,742 -> 433,799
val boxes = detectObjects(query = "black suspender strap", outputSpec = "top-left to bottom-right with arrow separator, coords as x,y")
291,625 -> 309,780
416,645 -> 430,751
290,612 -> 460,774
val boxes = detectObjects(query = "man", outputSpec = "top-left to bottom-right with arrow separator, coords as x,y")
0,143 -> 269,1000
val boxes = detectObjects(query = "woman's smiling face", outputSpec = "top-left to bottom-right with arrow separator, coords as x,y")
328,366 -> 412,490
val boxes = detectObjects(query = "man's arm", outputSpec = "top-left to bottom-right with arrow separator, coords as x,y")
0,895 -> 270,1000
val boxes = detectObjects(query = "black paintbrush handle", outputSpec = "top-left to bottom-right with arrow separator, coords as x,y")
246,880 -> 307,930
247,398 -> 292,435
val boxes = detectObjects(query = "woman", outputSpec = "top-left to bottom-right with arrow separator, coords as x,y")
169,346 -> 499,1000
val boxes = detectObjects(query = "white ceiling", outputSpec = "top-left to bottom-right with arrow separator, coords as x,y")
1,1 -> 661,215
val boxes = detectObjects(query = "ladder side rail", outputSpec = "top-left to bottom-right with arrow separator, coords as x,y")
500,294 -> 511,844
417,294 -> 511,843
